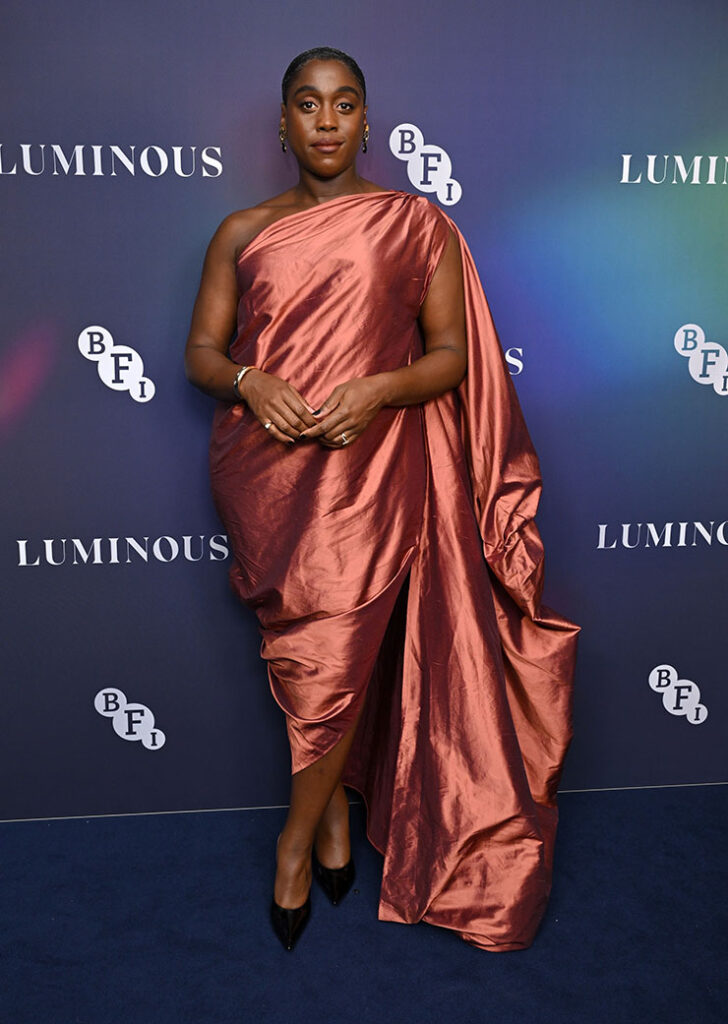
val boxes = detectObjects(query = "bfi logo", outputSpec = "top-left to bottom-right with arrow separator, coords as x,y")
648,664 -> 709,725
389,123 -> 462,205
673,323 -> 728,396
78,325 -> 155,402
94,688 -> 166,749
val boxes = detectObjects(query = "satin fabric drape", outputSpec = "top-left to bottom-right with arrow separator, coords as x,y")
209,190 -> 579,952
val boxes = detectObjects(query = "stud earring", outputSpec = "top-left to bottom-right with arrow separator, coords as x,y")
279,127 -> 287,153
362,126 -> 369,154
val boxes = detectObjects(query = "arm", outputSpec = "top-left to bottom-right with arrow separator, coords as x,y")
184,213 -> 248,400
299,225 -> 467,445
184,213 -> 318,443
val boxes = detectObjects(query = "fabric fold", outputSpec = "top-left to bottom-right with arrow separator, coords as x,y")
209,189 -> 579,952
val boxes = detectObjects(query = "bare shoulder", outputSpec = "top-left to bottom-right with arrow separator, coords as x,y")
203,191 -> 291,259
209,182 -> 393,261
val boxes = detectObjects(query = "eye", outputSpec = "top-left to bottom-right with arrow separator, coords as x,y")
338,102 -> 355,111
299,99 -> 317,110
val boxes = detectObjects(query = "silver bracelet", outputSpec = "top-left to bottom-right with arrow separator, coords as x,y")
232,364 -> 255,400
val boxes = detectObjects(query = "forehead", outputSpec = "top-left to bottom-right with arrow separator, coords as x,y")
289,59 -> 362,96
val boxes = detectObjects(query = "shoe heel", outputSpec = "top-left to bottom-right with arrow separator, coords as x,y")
312,850 -> 356,906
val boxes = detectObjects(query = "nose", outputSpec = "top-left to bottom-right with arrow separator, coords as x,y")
316,103 -> 337,131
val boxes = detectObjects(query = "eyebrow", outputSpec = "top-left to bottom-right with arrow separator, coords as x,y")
292,84 -> 361,98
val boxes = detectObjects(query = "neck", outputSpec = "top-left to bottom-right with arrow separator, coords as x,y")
295,167 -> 367,203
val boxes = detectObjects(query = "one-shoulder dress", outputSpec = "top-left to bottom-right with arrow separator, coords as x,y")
209,190 -> 579,952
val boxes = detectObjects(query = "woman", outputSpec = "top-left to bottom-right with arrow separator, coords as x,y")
185,46 -> 579,954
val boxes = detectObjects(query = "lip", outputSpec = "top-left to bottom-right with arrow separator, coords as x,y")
311,140 -> 343,152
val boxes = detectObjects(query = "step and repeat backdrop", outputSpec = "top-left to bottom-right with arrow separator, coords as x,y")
2,0 -> 726,820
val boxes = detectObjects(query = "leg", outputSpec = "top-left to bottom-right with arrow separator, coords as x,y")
314,780 -> 351,869
274,706 -> 362,908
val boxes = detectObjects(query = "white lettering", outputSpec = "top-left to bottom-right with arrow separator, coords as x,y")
597,524 -> 618,550
621,154 -> 728,186
0,143 -> 18,175
17,540 -> 40,566
505,347 -> 524,375
692,521 -> 713,546
16,534 -> 233,566
1,143 -> 223,178
110,145 -> 136,176
125,536 -> 149,563
209,534 -> 230,560
646,154 -> 669,185
172,146 -> 196,178
43,538 -> 66,566
201,146 -> 223,177
51,144 -> 85,176
620,154 -> 641,184
672,155 -> 702,185
621,523 -> 642,549
71,538 -> 103,565
152,536 -> 179,562
706,155 -> 718,185
182,535 -> 205,561
645,522 -> 673,548
139,145 -> 168,177
91,144 -> 103,176
21,143 -> 45,175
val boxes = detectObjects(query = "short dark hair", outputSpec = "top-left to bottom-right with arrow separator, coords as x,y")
281,47 -> 367,104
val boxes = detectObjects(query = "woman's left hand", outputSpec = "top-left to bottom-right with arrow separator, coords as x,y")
298,376 -> 386,447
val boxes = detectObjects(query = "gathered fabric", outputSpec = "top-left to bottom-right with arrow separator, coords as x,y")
209,190 -> 579,952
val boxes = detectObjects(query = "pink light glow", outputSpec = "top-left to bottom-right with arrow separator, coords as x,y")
0,323 -> 58,440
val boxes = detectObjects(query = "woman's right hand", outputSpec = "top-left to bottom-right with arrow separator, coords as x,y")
238,368 -> 319,445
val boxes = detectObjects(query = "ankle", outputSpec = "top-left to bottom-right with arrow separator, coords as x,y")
317,791 -> 350,832
277,830 -> 314,861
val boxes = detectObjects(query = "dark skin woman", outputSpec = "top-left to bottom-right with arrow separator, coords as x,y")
184,50 -> 467,935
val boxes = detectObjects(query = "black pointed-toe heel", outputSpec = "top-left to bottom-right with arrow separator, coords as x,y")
270,895 -> 311,951
312,849 -> 356,906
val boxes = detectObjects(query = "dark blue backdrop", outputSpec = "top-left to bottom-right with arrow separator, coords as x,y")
2,0 -> 726,820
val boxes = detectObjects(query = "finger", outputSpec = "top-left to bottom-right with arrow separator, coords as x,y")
268,402 -> 308,440
321,420 -> 355,445
265,421 -> 296,445
320,430 -> 357,448
298,420 -> 331,440
298,409 -> 340,439
285,387 -> 319,425
299,394 -> 347,437
281,393 -> 318,430
321,414 -> 351,442
311,391 -> 342,418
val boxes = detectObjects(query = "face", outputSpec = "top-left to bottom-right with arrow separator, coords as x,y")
281,60 -> 367,178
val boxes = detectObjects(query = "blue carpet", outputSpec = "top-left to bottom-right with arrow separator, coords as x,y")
1,786 -> 726,1024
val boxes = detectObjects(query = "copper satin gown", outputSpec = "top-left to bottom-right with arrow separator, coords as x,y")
209,190 -> 579,952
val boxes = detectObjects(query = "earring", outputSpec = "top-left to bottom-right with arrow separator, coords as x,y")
362,126 -> 369,153
279,127 -> 287,153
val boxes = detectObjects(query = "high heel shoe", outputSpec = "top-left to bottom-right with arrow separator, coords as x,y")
312,848 -> 356,906
271,832 -> 311,951
270,895 -> 311,951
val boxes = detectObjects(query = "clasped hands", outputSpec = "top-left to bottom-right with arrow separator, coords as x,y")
237,368 -> 385,448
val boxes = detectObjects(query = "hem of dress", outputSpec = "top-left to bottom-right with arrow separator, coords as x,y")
342,777 -> 536,953
279,544 -> 421,776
